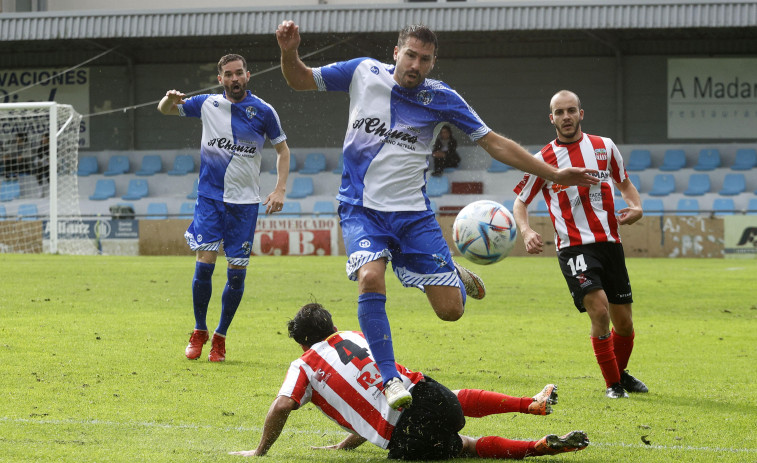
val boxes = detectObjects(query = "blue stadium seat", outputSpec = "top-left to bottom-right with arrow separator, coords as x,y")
0,181 -> 21,202
299,152 -> 326,174
89,179 -> 116,200
121,179 -> 149,200
693,149 -> 721,171
625,149 -> 651,171
279,201 -> 301,218
487,158 -> 512,173
103,154 -> 130,176
719,173 -> 745,196
313,200 -> 336,216
178,202 -> 195,219
17,203 -> 38,220
167,154 -> 195,175
676,198 -> 700,216
712,198 -> 735,215
649,174 -> 675,196
616,173 -> 641,196
642,198 -> 664,216
429,200 -> 438,213
77,156 -> 99,176
270,156 -> 297,174
186,178 -> 199,200
534,200 -> 549,217
332,154 -> 344,174
145,202 -> 168,220
0,204 -> 6,220
732,148 -> 756,171
135,155 -> 163,176
659,149 -> 686,171
615,198 -> 628,211
287,177 -> 314,199
426,175 -> 449,197
683,174 -> 710,196
746,198 -> 757,215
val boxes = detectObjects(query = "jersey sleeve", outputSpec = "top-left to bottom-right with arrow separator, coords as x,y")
312,58 -> 368,92
177,94 -> 209,118
278,361 -> 312,408
437,85 -> 491,142
513,151 -> 547,204
262,104 -> 287,146
607,139 -> 629,184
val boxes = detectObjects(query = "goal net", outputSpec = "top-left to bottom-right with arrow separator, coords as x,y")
0,102 -> 98,254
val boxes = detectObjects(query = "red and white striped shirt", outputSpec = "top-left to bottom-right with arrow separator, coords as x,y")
513,133 -> 628,250
278,330 -> 424,449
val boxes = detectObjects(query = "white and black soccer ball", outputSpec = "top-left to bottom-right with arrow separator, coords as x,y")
452,200 -> 517,265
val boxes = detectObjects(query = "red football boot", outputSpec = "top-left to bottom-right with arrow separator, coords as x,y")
185,329 -> 209,360
208,333 -> 226,362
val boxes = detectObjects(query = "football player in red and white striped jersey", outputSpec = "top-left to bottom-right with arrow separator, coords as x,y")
513,90 -> 648,399
230,302 -> 589,459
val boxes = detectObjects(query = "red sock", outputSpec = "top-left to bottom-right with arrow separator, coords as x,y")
476,436 -> 535,460
591,335 -> 621,387
611,328 -> 635,371
456,389 -> 532,417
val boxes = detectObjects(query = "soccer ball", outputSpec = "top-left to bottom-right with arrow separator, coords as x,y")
452,200 -> 517,265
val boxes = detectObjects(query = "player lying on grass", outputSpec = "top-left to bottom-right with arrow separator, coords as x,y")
229,303 -> 589,459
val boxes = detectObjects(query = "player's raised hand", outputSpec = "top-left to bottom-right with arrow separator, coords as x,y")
554,167 -> 599,188
276,20 -> 301,52
164,89 -> 186,105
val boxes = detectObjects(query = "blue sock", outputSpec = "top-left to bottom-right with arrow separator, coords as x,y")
357,293 -> 399,383
216,267 -> 246,336
192,262 -> 215,331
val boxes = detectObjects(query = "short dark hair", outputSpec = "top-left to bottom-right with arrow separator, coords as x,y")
287,303 -> 335,347
217,54 -> 247,75
397,24 -> 438,56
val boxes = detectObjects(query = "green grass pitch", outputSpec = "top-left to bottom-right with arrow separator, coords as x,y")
0,254 -> 755,462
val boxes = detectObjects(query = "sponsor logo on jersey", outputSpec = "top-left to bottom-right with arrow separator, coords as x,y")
577,273 -> 592,288
207,137 -> 258,157
432,253 -> 447,268
551,183 -> 570,193
213,101 -> 219,107
417,90 -> 434,105
359,239 -> 371,248
314,368 -> 332,383
589,171 -> 611,181
352,117 -> 419,150
245,106 -> 257,119
370,65 -> 379,75
594,148 -> 607,160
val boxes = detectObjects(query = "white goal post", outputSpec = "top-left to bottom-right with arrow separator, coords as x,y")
0,102 -> 97,254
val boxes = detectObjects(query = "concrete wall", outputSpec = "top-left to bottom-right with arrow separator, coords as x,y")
85,54 -> 681,152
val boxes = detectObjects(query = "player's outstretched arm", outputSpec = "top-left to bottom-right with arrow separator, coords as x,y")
311,432 -> 367,451
263,141 -> 291,214
477,132 -> 598,187
513,198 -> 544,254
615,176 -> 643,225
229,396 -> 297,457
157,89 -> 186,116
276,20 -> 317,91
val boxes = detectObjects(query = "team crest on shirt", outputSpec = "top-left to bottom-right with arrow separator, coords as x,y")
245,106 -> 257,119
358,239 -> 371,248
197,234 -> 203,243
370,65 -> 379,75
594,148 -> 607,160
417,90 -> 434,105
213,101 -> 219,107
241,241 -> 252,256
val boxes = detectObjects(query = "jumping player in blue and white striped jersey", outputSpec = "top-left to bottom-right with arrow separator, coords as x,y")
276,22 -> 598,409
158,54 -> 292,363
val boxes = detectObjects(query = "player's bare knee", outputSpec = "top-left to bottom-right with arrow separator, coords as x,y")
434,303 -> 463,321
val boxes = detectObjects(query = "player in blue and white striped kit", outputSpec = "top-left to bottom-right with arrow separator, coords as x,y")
158,54 -> 291,362
276,22 -> 598,408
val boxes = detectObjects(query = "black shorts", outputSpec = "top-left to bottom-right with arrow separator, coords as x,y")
557,242 -> 633,312
386,376 -> 465,460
